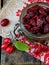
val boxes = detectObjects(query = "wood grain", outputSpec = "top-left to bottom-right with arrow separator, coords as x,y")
2,63 -> 44,65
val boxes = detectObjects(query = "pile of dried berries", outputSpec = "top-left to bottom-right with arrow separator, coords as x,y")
23,5 -> 49,35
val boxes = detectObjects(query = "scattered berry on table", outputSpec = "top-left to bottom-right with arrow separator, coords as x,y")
1,18 -> 10,26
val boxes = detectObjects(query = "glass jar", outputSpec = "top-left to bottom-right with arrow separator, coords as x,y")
20,2 -> 49,41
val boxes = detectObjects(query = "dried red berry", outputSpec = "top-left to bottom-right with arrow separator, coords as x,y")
43,18 -> 47,25
39,8 -> 47,16
30,18 -> 36,26
32,5 -> 40,10
36,16 -> 44,27
31,27 -> 40,33
46,8 -> 49,14
27,7 -> 33,13
44,24 -> 49,34
23,16 -> 27,24
1,19 -> 9,26
46,15 -> 49,23
24,24 -> 30,31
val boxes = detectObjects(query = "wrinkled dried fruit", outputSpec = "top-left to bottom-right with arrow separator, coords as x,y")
46,8 -> 49,14
44,24 -> 49,34
39,8 -> 47,16
35,16 -> 44,27
24,24 -> 30,31
31,27 -> 40,33
46,15 -> 49,23
30,18 -> 36,26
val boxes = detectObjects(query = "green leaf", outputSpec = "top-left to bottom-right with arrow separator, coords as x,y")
14,41 -> 29,51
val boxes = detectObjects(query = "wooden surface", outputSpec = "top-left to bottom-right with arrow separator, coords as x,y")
1,50 -> 44,65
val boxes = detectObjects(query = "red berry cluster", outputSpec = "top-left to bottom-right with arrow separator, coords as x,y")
23,5 -> 49,35
1,38 -> 14,54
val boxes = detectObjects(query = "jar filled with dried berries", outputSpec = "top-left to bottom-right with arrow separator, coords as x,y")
20,2 -> 49,42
